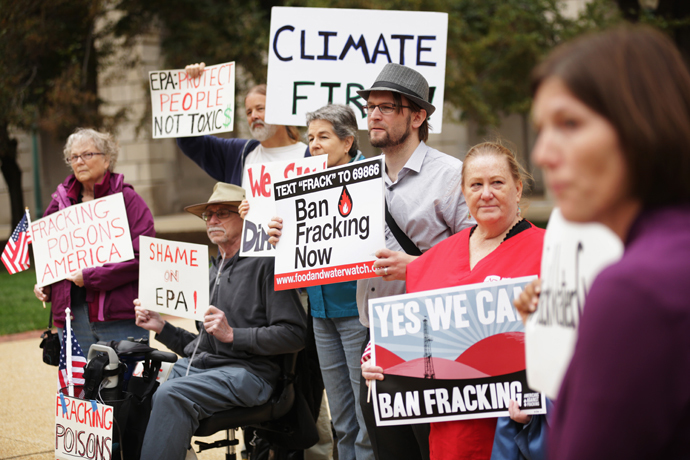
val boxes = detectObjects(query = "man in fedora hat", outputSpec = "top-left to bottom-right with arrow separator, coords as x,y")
356,64 -> 474,460
134,183 -> 307,460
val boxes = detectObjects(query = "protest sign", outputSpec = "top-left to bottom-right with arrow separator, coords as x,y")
266,7 -> 447,131
272,157 -> 385,290
149,61 -> 236,138
241,156 -> 328,257
525,208 -> 623,399
55,394 -> 113,460
139,236 -> 209,321
368,277 -> 546,426
31,193 -> 134,287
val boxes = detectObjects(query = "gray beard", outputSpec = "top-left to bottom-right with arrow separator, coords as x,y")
250,121 -> 279,142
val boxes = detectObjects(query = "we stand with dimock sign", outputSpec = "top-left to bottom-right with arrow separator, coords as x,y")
56,394 -> 113,460
138,236 -> 209,322
525,208 -> 623,399
149,61 -> 236,138
273,157 -> 385,290
241,156 -> 327,257
266,7 -> 447,131
31,193 -> 134,287
368,277 -> 546,426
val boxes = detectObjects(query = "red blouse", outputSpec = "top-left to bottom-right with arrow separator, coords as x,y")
406,222 -> 545,460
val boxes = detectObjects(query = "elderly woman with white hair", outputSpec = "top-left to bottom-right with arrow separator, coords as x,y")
33,128 -> 155,353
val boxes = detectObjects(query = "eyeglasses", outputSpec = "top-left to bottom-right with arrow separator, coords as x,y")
362,103 -> 411,115
201,209 -> 239,221
65,152 -> 105,164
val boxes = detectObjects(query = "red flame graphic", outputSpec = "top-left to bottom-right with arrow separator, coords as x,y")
194,291 -> 197,314
338,186 -> 353,217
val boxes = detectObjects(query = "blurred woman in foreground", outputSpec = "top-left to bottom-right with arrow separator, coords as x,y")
33,128 -> 154,353
525,26 -> 690,459
363,141 -> 547,459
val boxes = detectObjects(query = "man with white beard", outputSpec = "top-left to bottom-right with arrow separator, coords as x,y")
176,63 -> 309,189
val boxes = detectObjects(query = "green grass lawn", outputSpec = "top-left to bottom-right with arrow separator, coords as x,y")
0,268 -> 49,335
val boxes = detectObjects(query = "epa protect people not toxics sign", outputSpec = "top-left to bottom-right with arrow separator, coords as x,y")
273,157 -> 385,289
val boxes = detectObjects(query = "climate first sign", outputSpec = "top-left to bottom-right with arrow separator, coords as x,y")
32,193 -> 134,287
149,61 -> 236,138
266,7 -> 448,131
273,157 -> 385,290
369,277 -> 546,426
139,236 -> 209,321
56,395 -> 113,460
241,156 -> 327,257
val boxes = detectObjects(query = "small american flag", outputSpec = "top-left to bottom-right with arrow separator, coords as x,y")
361,340 -> 372,364
58,326 -> 86,397
1,212 -> 32,274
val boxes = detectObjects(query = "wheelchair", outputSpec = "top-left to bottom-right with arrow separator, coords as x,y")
81,340 -> 317,460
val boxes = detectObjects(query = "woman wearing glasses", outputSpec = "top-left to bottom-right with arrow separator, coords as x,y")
33,128 -> 155,353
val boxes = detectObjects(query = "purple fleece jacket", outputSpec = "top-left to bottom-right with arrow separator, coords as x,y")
549,204 -> 690,459
43,171 -> 155,328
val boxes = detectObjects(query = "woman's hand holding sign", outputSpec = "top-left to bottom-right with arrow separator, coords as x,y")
203,306 -> 234,343
34,284 -> 51,302
513,278 -> 541,324
361,360 -> 385,387
373,248 -> 417,281
65,269 -> 85,287
267,217 -> 284,246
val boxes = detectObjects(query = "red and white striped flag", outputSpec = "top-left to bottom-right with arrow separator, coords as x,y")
1,211 -> 32,274
58,326 -> 86,397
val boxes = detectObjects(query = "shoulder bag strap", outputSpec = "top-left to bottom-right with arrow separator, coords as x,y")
385,200 -> 422,256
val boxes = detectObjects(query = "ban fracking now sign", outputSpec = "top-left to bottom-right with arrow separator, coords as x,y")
272,157 -> 385,290
369,277 -> 546,426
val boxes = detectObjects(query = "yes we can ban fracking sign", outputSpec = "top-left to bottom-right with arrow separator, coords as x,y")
139,236 -> 209,322
266,7 -> 448,131
31,193 -> 134,287
273,157 -> 385,289
369,277 -> 546,426
149,61 -> 236,138
241,156 -> 327,257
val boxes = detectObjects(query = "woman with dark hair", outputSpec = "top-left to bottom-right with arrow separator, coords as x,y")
526,25 -> 690,459
33,128 -> 154,352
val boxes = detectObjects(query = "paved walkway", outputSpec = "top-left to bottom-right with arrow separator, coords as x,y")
0,317 -> 240,460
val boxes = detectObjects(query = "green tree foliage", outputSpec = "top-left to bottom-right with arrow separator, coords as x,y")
113,0 -> 284,86
0,0 -> 123,225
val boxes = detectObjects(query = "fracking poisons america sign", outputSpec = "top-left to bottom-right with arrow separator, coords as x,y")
369,277 -> 546,426
272,157 -> 385,289
32,193 -> 134,287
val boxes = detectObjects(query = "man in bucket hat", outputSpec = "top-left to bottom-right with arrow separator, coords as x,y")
356,64 -> 474,460
134,183 -> 307,460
